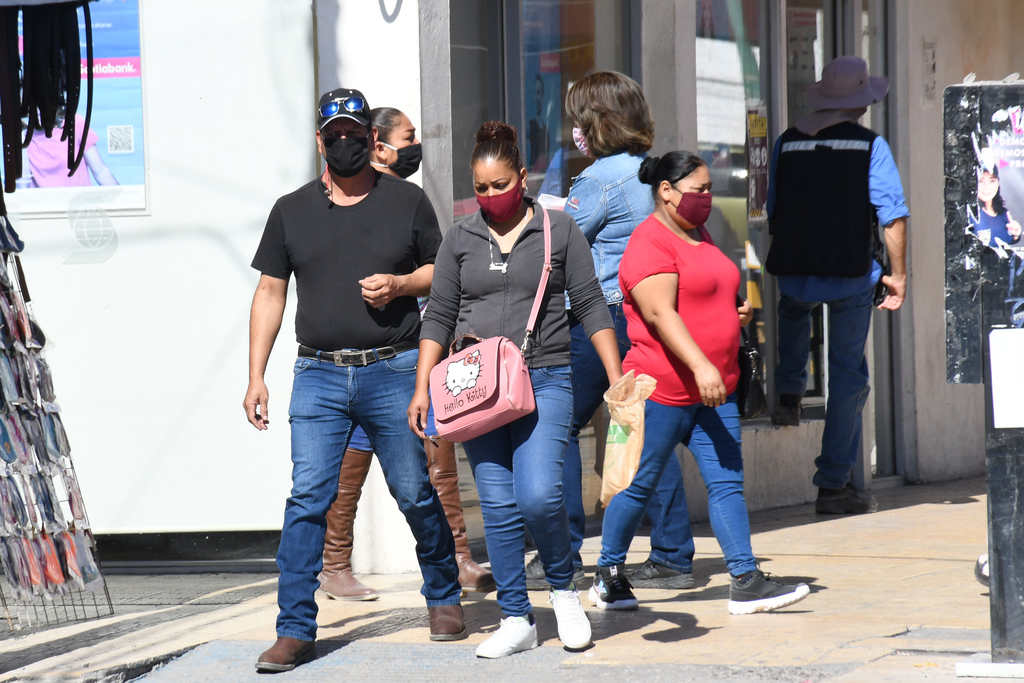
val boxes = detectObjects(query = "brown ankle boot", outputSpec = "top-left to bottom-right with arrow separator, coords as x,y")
426,437 -> 495,593
319,447 -> 379,601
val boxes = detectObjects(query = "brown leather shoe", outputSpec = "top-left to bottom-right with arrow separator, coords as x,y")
457,554 -> 495,593
318,568 -> 379,601
321,447 -> 379,601
255,637 -> 316,672
426,438 -> 495,592
428,604 -> 467,641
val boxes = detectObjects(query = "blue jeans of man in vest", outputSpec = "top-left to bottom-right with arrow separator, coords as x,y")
774,288 -> 874,489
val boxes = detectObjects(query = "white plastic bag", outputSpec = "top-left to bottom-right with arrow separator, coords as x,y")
600,370 -> 657,507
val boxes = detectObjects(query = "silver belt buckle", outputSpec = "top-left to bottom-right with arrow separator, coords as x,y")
333,351 -> 346,367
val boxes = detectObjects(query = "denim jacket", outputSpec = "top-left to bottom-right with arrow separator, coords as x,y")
565,152 -> 654,304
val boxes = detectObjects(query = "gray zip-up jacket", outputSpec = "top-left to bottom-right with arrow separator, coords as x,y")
421,198 -> 613,368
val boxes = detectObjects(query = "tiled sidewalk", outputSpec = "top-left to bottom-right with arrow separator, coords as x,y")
2,477 -> 1004,682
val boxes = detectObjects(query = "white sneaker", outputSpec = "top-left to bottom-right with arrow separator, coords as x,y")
475,616 -> 538,659
549,588 -> 592,650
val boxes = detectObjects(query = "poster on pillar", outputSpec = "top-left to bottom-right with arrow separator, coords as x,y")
944,83 -> 1024,384
7,0 -> 146,216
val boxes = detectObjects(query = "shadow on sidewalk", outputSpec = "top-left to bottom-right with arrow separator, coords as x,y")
317,599 -> 717,651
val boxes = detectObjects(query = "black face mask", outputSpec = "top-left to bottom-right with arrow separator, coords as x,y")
387,143 -> 422,179
323,134 -> 369,177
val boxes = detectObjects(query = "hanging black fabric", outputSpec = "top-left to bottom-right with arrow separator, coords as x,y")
0,1 -> 94,192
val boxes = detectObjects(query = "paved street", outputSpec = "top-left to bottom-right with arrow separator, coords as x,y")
0,477 -> 1010,682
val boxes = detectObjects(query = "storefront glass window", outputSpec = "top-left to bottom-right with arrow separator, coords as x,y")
786,0 -> 833,124
448,0 -> 631,220
694,0 -> 770,405
522,0 -> 630,199
783,0 -> 837,401
450,0 -> 505,219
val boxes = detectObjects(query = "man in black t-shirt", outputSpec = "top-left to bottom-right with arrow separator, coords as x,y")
244,88 -> 464,673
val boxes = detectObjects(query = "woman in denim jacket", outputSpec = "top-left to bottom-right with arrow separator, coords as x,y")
526,72 -> 696,592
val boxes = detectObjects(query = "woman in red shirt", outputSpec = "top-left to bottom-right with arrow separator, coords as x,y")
590,151 -> 809,615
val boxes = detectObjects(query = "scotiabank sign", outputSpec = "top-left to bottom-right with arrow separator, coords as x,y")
81,57 -> 142,78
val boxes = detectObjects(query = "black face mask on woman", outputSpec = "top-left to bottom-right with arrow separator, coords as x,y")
380,142 -> 422,179
323,134 -> 369,177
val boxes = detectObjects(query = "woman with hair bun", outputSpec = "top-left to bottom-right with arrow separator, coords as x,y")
409,121 -> 622,658
590,151 -> 810,616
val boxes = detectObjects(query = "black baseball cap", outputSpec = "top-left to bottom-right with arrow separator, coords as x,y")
317,88 -> 371,130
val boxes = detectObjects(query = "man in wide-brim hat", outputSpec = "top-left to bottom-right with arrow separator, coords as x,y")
764,55 -> 908,514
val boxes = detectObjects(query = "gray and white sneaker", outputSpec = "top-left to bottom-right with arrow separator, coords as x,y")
628,559 -> 696,589
549,588 -> 592,650
475,615 -> 539,659
525,554 -> 587,590
727,570 -> 810,614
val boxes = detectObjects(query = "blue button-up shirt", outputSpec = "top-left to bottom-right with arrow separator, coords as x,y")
767,130 -> 909,301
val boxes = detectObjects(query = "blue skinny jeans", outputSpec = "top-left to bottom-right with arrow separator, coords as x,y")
599,395 -> 757,578
462,365 -> 575,617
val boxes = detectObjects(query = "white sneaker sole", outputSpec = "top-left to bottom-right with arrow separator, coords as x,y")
555,616 -> 593,650
588,584 -> 639,611
728,583 -> 810,615
475,632 -> 539,658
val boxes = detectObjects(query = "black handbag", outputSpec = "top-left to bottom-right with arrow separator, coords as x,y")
736,326 -> 767,419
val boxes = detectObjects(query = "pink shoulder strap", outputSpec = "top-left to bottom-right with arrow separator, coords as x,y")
521,208 -> 552,353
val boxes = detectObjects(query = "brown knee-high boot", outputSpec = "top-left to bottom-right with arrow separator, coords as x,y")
426,437 -> 495,592
319,447 -> 379,600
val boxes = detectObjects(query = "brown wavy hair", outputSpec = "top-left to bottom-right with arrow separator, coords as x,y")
565,71 -> 654,158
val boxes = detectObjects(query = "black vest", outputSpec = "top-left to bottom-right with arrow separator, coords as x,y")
766,122 -> 878,277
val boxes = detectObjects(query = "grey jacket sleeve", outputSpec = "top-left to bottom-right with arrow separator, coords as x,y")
420,225 -> 462,349
563,215 -> 613,338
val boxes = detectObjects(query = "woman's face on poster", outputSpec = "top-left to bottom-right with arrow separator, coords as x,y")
978,171 -> 1000,204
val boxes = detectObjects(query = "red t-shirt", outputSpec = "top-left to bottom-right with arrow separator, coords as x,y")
619,215 -> 740,406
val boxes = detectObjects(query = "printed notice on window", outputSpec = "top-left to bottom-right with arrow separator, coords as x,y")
989,328 -> 1024,429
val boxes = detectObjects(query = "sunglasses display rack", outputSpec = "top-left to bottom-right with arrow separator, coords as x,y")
0,252 -> 113,634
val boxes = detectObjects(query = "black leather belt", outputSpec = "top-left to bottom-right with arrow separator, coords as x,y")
297,341 -> 417,367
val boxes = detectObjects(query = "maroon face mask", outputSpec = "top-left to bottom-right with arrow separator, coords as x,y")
477,182 -> 525,223
673,190 -> 713,227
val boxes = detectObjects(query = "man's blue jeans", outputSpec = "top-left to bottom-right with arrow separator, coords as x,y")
775,289 -> 873,489
599,396 -> 757,578
279,349 -> 461,641
462,365 -> 575,617
565,306 -> 694,571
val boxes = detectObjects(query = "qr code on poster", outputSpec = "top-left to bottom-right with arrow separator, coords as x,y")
107,125 -> 134,154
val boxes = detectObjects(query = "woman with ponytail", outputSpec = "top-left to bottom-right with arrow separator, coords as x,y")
409,121 -> 622,658
590,151 -> 810,616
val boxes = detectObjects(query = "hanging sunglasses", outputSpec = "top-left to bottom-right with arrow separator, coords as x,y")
318,96 -> 366,119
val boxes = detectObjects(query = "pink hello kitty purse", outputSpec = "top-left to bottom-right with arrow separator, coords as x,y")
428,209 -> 553,442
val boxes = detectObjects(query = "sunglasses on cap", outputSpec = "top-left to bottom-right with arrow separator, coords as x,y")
319,96 -> 366,119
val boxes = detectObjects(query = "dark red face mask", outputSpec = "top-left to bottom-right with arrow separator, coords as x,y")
477,182 -> 525,223
673,189 -> 713,227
